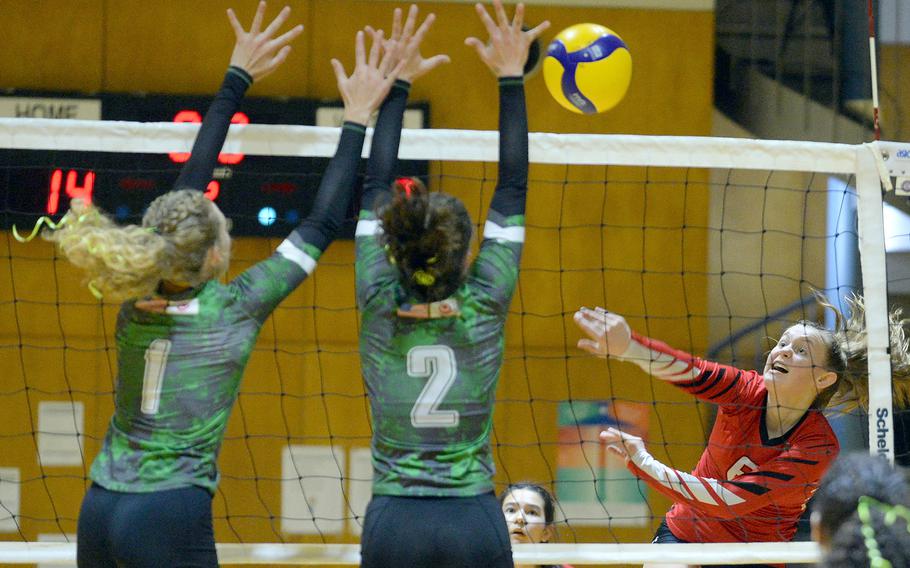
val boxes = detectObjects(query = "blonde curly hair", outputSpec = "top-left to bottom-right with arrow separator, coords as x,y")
807,292 -> 910,412
45,190 -> 227,301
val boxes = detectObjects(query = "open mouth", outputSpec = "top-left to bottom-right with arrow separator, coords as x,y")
771,362 -> 789,374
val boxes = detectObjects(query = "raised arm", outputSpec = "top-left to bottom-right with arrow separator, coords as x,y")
575,307 -> 765,407
234,29 -> 401,320
465,1 -> 548,223
360,5 -> 449,213
601,427 -> 837,520
174,1 -> 303,191
355,6 -> 448,308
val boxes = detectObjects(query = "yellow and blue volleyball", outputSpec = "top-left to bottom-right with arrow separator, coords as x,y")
543,23 -> 632,114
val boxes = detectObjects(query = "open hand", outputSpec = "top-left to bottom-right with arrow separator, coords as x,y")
332,30 -> 405,125
465,0 -> 550,77
227,1 -> 304,82
574,306 -> 632,358
367,5 -> 449,84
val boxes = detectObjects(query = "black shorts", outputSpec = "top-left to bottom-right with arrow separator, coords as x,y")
360,492 -> 513,568
77,482 -> 217,568
652,519 -> 777,568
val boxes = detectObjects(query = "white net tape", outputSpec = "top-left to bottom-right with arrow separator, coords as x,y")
0,541 -> 822,565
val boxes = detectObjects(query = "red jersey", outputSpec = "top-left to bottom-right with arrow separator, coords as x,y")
620,332 -> 839,543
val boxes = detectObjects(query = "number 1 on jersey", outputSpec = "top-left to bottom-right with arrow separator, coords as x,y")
141,339 -> 172,415
408,345 -> 459,428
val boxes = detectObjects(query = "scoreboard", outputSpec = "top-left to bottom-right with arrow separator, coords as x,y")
0,92 -> 428,237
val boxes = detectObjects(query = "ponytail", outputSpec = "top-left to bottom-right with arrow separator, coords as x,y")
379,178 -> 473,303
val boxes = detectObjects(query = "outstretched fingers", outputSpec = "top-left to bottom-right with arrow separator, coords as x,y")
249,0 -> 267,35
474,2 -> 499,37
525,19 -> 551,41
401,4 -> 419,42
493,0 -> 510,29
411,11 -> 436,46
330,58 -> 348,84
391,7 -> 403,42
511,2 -> 526,33
268,20 -> 304,47
227,2 -> 303,82
368,29 -> 384,69
227,8 -> 245,40
354,29 -> 367,69
261,5 -> 291,38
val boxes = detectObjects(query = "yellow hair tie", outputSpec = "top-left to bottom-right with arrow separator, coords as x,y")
12,216 -> 65,243
87,281 -> 104,300
413,269 -> 436,286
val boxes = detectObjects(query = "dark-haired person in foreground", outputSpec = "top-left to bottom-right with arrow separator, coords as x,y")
354,2 -> 548,567
811,451 -> 910,552
822,496 -> 910,567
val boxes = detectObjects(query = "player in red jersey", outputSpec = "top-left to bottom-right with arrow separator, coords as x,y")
574,295 -> 910,568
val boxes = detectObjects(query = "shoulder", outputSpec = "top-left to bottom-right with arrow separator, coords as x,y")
794,411 -> 839,449
788,413 -> 840,465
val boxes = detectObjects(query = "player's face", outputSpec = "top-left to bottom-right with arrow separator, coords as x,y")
501,488 -> 553,544
762,324 -> 834,403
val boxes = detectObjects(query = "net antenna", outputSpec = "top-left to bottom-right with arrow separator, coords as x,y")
868,0 -> 882,139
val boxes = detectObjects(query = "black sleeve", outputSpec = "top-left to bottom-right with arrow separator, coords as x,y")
173,66 -> 252,191
293,122 -> 367,251
488,76 -> 528,217
360,80 -> 411,213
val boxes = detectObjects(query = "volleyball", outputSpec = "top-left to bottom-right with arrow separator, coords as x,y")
543,23 -> 632,114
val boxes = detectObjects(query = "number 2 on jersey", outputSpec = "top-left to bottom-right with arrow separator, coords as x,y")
408,345 -> 459,428
141,339 -> 172,415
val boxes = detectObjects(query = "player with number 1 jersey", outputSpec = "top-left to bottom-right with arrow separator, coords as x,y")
39,10 -> 403,565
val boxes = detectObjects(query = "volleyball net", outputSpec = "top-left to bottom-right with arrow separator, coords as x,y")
0,117 -> 905,565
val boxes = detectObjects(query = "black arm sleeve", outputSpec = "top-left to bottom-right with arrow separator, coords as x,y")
360,80 -> 411,212
294,122 -> 367,252
173,66 -> 252,191
488,76 -> 529,217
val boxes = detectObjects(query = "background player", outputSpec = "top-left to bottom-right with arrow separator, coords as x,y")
577,295 -> 910,568
499,482 -> 574,568
354,2 -> 548,567
40,4 -> 403,565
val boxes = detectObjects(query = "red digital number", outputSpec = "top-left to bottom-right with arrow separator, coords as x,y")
218,112 -> 249,165
168,110 -> 202,163
204,180 -> 220,201
47,169 -> 95,215
168,110 -> 249,165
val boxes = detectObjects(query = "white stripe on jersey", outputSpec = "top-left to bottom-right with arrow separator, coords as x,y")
483,220 -> 525,243
277,240 -> 317,274
675,470 -> 720,505
356,219 -> 383,237
704,478 -> 747,506
632,449 -> 746,507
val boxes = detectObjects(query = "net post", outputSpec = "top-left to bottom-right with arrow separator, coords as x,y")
856,143 -> 895,463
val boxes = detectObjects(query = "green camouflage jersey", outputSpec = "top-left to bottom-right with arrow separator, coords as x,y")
356,78 -> 528,497
356,211 -> 523,497
87,67 -> 367,494
91,240 -> 319,493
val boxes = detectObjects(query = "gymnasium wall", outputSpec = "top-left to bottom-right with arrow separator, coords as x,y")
0,0 -> 715,555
